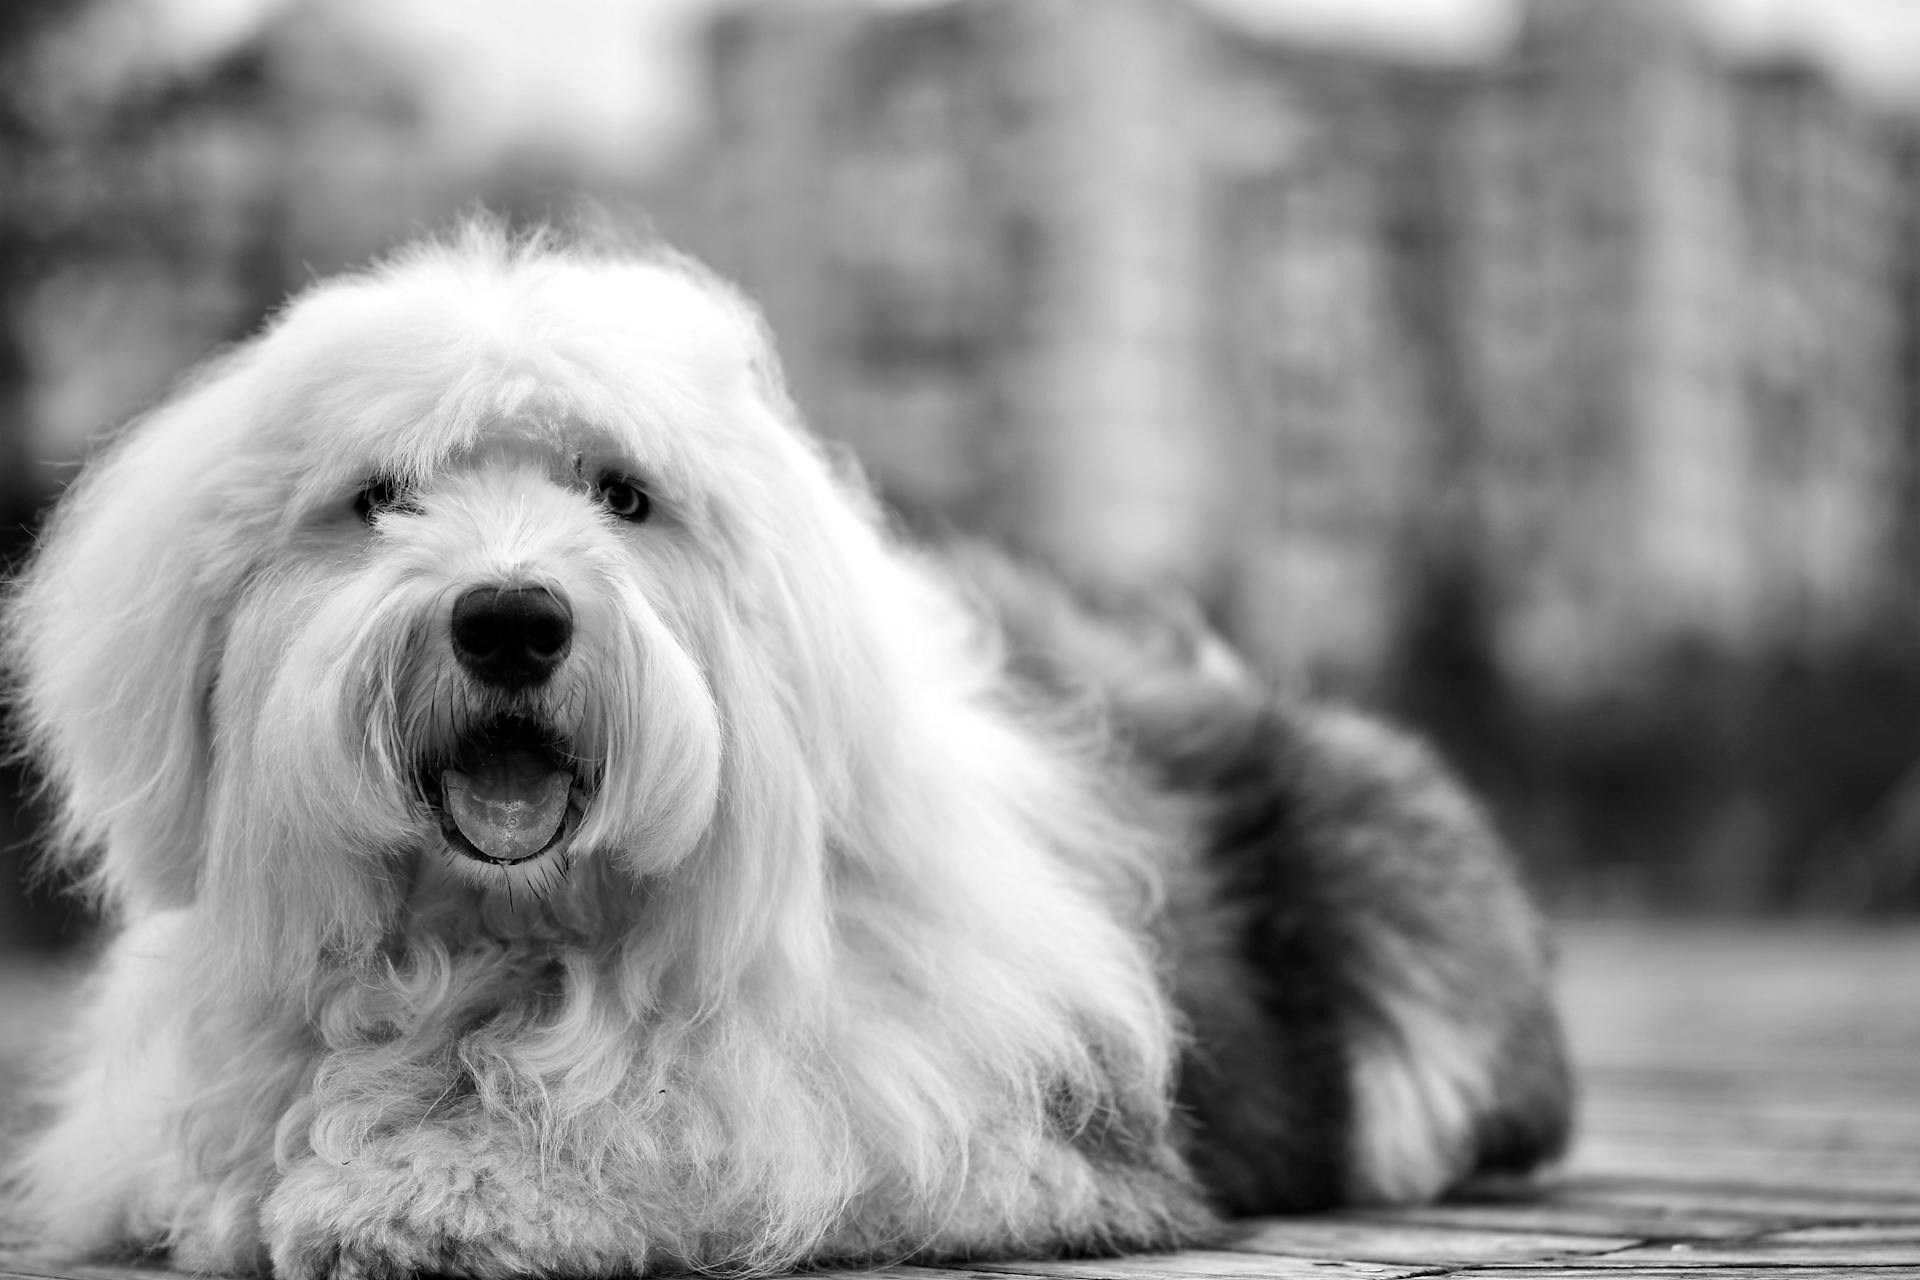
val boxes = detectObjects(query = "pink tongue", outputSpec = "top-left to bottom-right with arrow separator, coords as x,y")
442,747 -> 572,862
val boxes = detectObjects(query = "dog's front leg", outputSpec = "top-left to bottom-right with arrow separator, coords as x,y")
813,1111 -> 1216,1266
917,1138 -> 1216,1263
264,1126 -> 649,1280
12,912 -> 297,1275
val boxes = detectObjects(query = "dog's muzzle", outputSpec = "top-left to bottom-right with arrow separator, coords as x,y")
409,586 -> 591,866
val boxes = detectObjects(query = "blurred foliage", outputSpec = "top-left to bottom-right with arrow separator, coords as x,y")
1387,553 -> 1920,915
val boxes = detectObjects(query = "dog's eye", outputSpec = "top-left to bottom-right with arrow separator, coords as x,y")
354,476 -> 417,524
596,474 -> 651,523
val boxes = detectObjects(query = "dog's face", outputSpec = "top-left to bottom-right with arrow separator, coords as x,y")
233,433 -> 724,901
12,233 -> 893,940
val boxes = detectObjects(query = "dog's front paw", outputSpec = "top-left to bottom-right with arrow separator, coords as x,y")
267,1156 -> 476,1280
264,1147 -> 635,1280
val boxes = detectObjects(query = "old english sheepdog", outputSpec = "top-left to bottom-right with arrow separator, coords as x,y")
4,225 -> 1570,1278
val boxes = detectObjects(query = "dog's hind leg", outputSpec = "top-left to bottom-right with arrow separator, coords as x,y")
1160,702 -> 1574,1210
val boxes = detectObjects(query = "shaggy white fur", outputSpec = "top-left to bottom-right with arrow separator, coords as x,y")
5,224 -> 1570,1278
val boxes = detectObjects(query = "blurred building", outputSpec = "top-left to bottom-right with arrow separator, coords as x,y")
677,0 -> 1231,612
1464,1 -> 1747,695
6,0 -> 1915,698
1200,41 -> 1444,685
1466,0 -> 1907,695
0,49 -> 289,486
0,0 -> 683,495
7,0 -> 1920,911
1731,55 -> 1905,642
673,0 -> 1469,682
675,0 -> 1920,698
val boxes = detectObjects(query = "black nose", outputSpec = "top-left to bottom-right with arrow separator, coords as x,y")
450,586 -> 573,689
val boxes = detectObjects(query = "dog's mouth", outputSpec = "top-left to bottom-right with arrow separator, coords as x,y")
420,716 -> 587,866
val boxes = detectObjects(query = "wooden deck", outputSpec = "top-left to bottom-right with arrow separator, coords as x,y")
3,924 -> 1917,1279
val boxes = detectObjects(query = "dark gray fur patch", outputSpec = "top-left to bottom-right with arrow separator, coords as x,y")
948,543 -> 1573,1214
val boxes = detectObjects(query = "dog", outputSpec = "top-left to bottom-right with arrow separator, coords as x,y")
4,224 -> 1571,1278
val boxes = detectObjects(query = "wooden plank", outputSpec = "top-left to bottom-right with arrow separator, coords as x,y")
1332,1201 -> 1778,1244
1771,1224 -> 1920,1243
1586,1079 -> 1920,1102
1581,1093 -> 1920,1127
1219,1218 -> 1636,1265
1553,926 -> 1920,1070
1581,1065 -> 1920,1100
1576,1131 -> 1920,1168
1539,1175 -> 1920,1222
1582,1105 -> 1920,1143
7,1254 -> 1416,1280
7,1251 -> 1426,1280
810,1269 -> 1063,1280
1446,1269 -> 1907,1280
1569,1139 -> 1920,1192
961,1251 -> 1432,1279
1588,1231 -> 1920,1267
0,1259 -> 177,1280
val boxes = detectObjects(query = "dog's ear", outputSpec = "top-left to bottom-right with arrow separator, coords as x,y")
631,306 -> 924,995
8,353 -> 258,912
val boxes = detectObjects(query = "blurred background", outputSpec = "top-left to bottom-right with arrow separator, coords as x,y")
5,0 -> 1920,960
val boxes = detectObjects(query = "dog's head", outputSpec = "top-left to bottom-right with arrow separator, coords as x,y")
8,226 -> 918,967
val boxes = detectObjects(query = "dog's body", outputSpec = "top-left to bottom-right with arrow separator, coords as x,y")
5,227 -> 1569,1278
